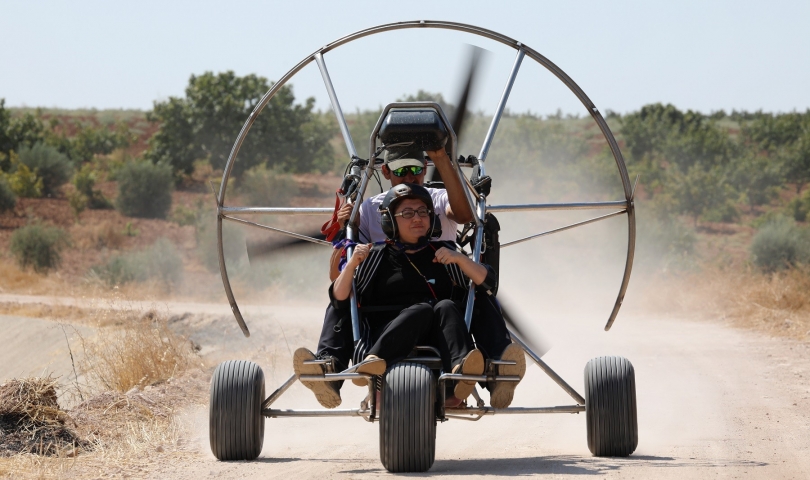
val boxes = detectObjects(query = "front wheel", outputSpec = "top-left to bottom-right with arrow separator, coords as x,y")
209,360 -> 265,460
584,356 -> 638,457
379,362 -> 436,472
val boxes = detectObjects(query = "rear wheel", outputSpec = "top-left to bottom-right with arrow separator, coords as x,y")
209,360 -> 265,460
379,362 -> 436,472
584,356 -> 638,457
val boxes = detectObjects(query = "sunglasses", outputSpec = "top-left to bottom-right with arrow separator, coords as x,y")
393,207 -> 431,219
390,166 -> 424,177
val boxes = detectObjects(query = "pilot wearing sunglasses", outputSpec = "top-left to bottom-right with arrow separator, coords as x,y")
337,147 -> 473,243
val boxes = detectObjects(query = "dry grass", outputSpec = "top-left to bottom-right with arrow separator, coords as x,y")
636,265 -> 810,340
78,308 -> 195,394
0,295 -> 206,479
0,377 -> 89,458
0,371 -> 207,479
70,221 -> 125,250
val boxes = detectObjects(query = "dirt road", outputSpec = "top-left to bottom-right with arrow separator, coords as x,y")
3,292 -> 809,478
152,304 -> 810,479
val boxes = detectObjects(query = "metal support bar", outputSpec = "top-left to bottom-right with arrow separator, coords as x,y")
446,405 -> 585,416
488,201 -> 628,212
463,195 -> 487,330
439,373 -> 521,383
220,206 -> 333,215
501,210 -> 626,248
345,162 -> 375,341
261,374 -> 296,410
221,215 -> 331,247
300,373 -> 370,382
510,330 -> 586,405
314,52 -> 358,159
478,48 -> 525,163
264,408 -> 369,418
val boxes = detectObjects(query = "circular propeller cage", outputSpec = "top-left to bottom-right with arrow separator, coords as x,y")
215,20 -> 636,337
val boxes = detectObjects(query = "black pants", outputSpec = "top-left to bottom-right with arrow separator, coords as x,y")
470,295 -> 512,359
430,299 -> 473,373
316,295 -> 511,371
366,303 -> 434,364
316,304 -> 353,372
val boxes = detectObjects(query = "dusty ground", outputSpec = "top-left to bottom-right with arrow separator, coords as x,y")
2,293 -> 809,478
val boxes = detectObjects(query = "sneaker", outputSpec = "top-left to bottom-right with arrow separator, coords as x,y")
350,355 -> 387,386
489,343 -> 526,408
452,349 -> 484,400
292,348 -> 341,408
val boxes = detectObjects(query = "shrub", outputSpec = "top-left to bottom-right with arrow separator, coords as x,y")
2,151 -> 43,198
91,237 -> 183,286
170,203 -> 200,227
67,189 -> 87,219
73,164 -> 112,209
0,176 -> 16,212
750,216 -> 810,272
10,224 -> 69,273
787,189 -> 810,222
115,161 -> 173,218
17,143 -> 73,196
238,164 -> 299,206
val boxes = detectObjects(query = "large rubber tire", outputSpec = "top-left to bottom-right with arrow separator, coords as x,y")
209,360 -> 265,460
379,362 -> 436,472
584,356 -> 638,456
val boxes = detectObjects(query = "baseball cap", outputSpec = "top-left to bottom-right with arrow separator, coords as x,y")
383,149 -> 426,171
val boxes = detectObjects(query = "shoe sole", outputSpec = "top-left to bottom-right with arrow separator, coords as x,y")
489,343 -> 526,408
293,348 -> 341,408
351,358 -> 387,386
454,349 -> 484,400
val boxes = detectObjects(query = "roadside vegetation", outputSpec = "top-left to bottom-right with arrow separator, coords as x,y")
0,73 -> 808,328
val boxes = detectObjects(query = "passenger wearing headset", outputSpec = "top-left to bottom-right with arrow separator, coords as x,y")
296,184 -> 490,407
296,148 -> 524,410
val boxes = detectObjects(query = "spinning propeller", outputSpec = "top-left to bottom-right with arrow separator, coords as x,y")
429,45 -> 484,184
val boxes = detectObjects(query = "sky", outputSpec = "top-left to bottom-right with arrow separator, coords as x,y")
2,0 -> 809,116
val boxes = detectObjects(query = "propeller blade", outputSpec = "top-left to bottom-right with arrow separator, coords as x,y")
430,45 -> 485,183
451,45 -> 484,139
498,296 -> 551,358
246,231 -> 327,263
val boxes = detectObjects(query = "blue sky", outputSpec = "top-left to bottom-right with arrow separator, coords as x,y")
2,0 -> 809,115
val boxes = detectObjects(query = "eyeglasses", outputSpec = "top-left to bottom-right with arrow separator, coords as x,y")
393,207 -> 431,219
390,166 -> 424,177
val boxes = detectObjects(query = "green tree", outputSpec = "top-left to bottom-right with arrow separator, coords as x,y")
728,152 -> 782,210
145,71 -> 335,178
621,103 -> 734,178
743,111 -> 810,194
0,100 -> 46,170
672,163 -> 737,226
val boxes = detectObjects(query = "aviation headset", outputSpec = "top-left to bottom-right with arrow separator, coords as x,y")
379,183 -> 442,241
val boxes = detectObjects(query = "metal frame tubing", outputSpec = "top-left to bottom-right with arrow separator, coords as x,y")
478,47 -> 525,163
500,209 -> 626,248
314,52 -> 358,159
510,330 -> 586,405
446,405 -> 585,416
215,20 -> 635,337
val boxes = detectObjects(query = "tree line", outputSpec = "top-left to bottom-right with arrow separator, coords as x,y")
2,74 -> 809,228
